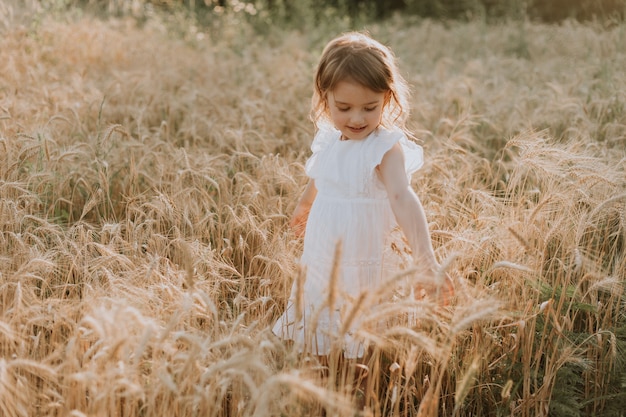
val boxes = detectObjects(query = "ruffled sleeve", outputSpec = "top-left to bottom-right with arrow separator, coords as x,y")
305,124 -> 338,177
369,128 -> 424,177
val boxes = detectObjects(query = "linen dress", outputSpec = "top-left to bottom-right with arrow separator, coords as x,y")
272,124 -> 424,358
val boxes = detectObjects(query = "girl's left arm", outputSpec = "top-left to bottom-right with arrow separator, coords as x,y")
378,143 -> 439,273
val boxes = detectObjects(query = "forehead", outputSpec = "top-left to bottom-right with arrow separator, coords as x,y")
330,80 -> 385,104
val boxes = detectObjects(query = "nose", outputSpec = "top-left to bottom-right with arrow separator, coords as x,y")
350,111 -> 365,125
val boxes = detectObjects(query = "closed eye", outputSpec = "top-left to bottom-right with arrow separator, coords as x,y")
335,105 -> 378,112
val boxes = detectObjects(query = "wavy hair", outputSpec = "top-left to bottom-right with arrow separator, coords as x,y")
311,32 -> 410,131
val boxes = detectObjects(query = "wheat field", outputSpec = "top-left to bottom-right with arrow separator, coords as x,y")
0,2 -> 625,416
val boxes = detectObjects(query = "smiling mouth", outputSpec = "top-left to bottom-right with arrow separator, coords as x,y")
348,126 -> 367,132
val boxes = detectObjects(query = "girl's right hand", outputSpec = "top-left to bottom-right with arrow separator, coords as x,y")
290,180 -> 317,238
289,205 -> 310,238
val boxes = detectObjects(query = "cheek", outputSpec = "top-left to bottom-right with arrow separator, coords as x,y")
329,108 -> 344,121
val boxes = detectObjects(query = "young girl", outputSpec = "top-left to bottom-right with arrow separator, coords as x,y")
272,31 -> 452,397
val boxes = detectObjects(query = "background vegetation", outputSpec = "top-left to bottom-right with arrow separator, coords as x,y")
34,0 -> 626,23
1,0 -> 625,416
22,0 -> 626,34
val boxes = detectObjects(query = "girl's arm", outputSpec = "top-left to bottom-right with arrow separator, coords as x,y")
290,179 -> 317,237
378,143 -> 439,272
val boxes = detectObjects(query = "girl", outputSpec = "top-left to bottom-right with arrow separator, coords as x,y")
272,31 -> 453,408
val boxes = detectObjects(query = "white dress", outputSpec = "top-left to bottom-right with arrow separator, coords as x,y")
272,125 -> 424,358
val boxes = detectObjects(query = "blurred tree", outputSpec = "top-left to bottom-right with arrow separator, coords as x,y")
528,0 -> 625,22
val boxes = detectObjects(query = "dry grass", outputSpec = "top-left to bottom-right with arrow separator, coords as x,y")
1,3 -> 625,416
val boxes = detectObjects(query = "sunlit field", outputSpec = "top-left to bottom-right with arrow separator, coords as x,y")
1,2 -> 625,416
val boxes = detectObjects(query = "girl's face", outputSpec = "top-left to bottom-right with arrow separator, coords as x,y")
327,80 -> 386,140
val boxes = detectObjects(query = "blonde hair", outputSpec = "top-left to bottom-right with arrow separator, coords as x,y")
311,32 -> 410,130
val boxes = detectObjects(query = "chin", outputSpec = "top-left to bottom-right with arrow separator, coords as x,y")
343,129 -> 370,140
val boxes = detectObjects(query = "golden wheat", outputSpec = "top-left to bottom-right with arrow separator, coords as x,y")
0,3 -> 625,416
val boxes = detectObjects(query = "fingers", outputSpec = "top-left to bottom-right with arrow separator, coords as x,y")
291,221 -> 305,238
290,204 -> 311,238
289,213 -> 307,238
413,273 -> 455,306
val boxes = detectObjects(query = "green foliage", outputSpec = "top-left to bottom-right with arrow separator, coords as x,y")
550,363 -> 584,417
